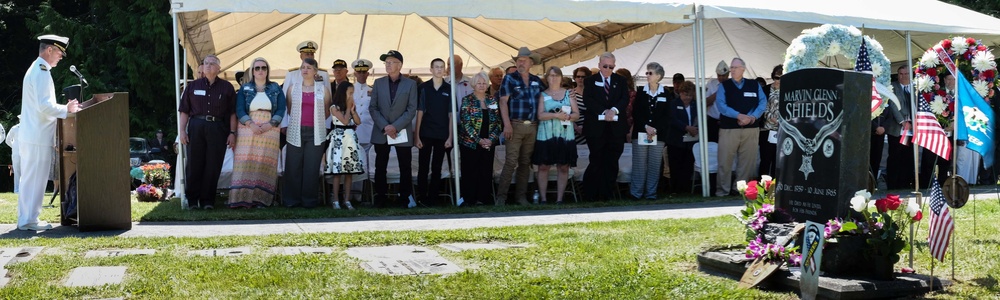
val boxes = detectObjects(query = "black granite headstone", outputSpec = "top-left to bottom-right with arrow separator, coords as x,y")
775,68 -> 870,223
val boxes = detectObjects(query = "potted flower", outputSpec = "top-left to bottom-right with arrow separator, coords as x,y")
135,183 -> 164,202
822,191 -> 923,280
140,162 -> 171,188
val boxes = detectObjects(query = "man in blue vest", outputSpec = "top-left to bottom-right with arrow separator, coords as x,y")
715,58 -> 767,197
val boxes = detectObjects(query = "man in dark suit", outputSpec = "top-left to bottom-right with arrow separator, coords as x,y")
370,50 -> 419,208
666,81 -> 699,194
148,129 -> 171,160
886,65 -> 914,189
582,52 -> 630,201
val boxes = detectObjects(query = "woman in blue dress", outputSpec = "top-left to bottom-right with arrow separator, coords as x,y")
531,66 -> 579,204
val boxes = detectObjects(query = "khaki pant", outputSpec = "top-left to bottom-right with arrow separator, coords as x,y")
497,122 -> 537,204
716,128 -> 758,197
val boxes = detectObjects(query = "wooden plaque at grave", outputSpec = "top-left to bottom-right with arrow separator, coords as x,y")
775,68 -> 869,223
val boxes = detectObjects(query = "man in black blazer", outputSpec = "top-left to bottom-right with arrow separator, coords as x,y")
666,81 -> 699,194
582,52 -> 630,201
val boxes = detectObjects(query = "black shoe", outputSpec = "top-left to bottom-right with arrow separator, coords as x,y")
203,205 -> 214,209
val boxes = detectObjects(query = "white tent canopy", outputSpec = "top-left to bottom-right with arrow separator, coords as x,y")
560,0 -> 1000,80
173,0 -> 693,79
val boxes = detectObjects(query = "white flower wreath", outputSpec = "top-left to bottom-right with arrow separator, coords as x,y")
783,24 -> 897,120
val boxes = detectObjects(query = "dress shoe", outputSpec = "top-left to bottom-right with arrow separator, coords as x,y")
407,195 -> 418,208
203,205 -> 214,210
17,222 -> 53,231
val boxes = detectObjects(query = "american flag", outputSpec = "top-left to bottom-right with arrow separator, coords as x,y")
855,38 -> 883,113
910,96 -> 952,160
928,179 -> 954,262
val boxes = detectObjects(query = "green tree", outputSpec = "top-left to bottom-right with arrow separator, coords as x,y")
944,0 -> 999,17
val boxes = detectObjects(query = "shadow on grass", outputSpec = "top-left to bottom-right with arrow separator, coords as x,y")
972,275 -> 1000,294
136,193 -> 741,223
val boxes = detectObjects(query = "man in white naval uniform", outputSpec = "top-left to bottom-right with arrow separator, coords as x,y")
18,34 -> 81,231
281,40 -> 330,96
6,118 -> 20,193
348,59 -> 374,200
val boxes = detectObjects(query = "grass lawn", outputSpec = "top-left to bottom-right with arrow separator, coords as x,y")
0,191 -> 724,223
0,201 -> 997,298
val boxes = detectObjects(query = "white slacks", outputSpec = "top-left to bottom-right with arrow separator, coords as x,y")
17,143 -> 53,228
11,150 -> 20,193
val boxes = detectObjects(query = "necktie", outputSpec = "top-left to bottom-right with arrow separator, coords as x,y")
604,77 -> 611,102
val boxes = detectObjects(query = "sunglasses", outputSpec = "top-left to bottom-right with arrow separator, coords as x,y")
601,64 -> 615,70
253,66 -> 268,72
772,75 -> 781,80
574,75 -> 586,78
645,71 -> 656,76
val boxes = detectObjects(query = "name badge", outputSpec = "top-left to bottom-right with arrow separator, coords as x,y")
488,104 -> 499,110
594,81 -> 605,87
443,92 -> 449,96
657,97 -> 667,102
676,106 -> 683,109
530,81 -> 539,86
743,92 -> 757,97
243,86 -> 253,91
194,90 -> 207,96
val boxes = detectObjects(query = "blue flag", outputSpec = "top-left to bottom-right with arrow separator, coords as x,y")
955,74 -> 995,168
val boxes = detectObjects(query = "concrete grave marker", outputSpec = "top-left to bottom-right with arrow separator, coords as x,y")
270,247 -> 334,255
345,245 -> 462,276
438,242 -> 533,252
64,266 -> 127,287
85,249 -> 156,258
188,247 -> 252,257
0,247 -> 44,265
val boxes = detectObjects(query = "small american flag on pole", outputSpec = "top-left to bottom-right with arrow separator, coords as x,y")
928,179 -> 954,262
855,38 -> 883,113
910,96 -> 952,160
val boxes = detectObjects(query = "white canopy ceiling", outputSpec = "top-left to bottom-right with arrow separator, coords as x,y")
172,0 -> 1000,81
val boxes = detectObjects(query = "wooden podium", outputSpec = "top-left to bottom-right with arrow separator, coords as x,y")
57,92 -> 132,231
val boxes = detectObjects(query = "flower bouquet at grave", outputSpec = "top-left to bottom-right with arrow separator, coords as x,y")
821,191 -> 923,278
733,175 -> 801,265
135,183 -> 164,202
140,162 -> 171,188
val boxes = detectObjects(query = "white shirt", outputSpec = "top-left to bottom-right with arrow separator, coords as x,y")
6,124 -> 19,158
446,75 -> 473,105
706,78 -> 722,119
353,82 -> 374,144
20,57 -> 68,147
248,92 -> 271,111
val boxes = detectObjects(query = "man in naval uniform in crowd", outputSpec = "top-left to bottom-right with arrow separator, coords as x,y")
6,116 -> 20,194
18,34 -> 81,231
349,58 -> 375,201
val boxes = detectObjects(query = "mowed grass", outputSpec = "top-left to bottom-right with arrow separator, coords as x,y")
0,201 -> 998,298
0,191 -> 723,223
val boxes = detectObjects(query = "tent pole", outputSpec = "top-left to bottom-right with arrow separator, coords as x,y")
356,15 -> 368,61
638,33 -> 668,74
172,9 -> 187,209
448,17 -> 463,206
695,6 -> 710,197
908,31 -> 920,195
905,30 -> 914,270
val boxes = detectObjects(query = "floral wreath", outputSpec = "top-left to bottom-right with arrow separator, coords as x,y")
783,24 -> 894,120
914,36 -> 998,129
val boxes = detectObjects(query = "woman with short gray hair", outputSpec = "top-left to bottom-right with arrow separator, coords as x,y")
629,62 -> 671,199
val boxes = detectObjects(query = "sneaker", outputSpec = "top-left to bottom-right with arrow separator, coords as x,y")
456,197 -> 465,207
332,201 -> 341,210
17,222 -> 53,231
343,201 -> 355,210
407,195 -> 417,209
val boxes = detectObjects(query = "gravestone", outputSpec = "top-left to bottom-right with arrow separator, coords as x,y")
775,68 -> 870,223
438,242 -> 532,252
345,245 -> 463,276
188,247 -> 252,257
0,247 -> 44,264
85,249 -> 156,258
64,266 -> 127,287
270,247 -> 334,255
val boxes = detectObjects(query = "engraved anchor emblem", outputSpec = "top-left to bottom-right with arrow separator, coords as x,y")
777,112 -> 843,180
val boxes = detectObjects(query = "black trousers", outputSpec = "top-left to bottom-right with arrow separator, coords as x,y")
707,117 -> 720,143
460,145 -> 494,205
870,133 -> 886,178
417,137 -> 448,205
374,143 -> 413,207
758,131 -> 777,177
584,130 -> 625,201
668,142 -> 695,194
185,118 -> 228,208
919,148 -> 951,189
885,135 -> 915,189
283,127 -> 324,208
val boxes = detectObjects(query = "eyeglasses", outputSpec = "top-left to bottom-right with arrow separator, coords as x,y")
253,66 -> 268,72
601,64 -> 615,70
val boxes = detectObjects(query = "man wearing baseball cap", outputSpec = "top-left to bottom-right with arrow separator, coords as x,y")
18,34 -> 81,231
703,60 -> 729,143
370,50 -> 419,208
330,59 -> 349,92
352,59 -> 374,148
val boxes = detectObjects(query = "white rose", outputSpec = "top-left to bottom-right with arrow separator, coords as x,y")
906,200 -> 920,217
737,180 -> 748,193
851,195 -> 869,212
761,175 -> 773,184
854,189 -> 871,200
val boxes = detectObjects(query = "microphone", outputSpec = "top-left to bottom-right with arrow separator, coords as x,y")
69,65 -> 88,85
